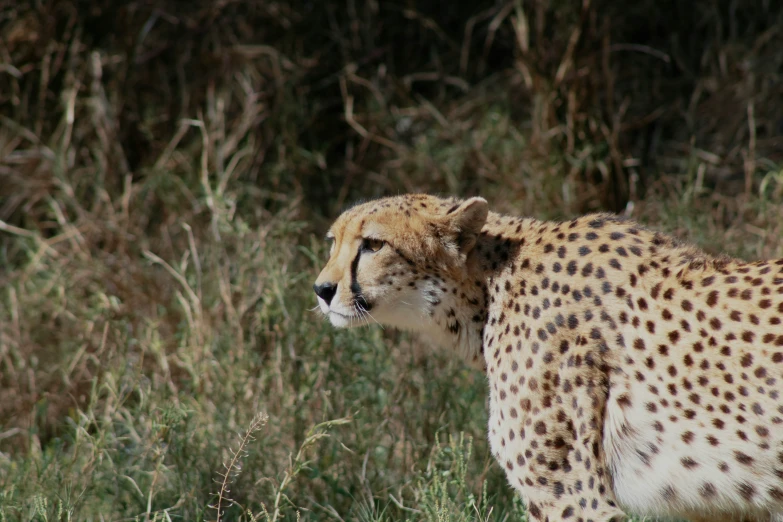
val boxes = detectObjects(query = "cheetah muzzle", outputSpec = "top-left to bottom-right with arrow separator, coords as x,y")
314,194 -> 783,522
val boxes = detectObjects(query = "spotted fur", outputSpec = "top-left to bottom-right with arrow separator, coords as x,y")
314,194 -> 783,522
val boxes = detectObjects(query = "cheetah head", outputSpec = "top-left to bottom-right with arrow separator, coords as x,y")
313,195 -> 488,335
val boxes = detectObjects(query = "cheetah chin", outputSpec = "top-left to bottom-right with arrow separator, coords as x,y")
314,194 -> 783,522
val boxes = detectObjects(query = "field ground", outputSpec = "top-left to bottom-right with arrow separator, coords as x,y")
0,1 -> 782,520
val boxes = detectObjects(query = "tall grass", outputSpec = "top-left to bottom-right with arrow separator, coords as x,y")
1,1 -> 781,520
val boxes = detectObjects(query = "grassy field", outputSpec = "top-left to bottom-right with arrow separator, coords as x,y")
0,1 -> 782,521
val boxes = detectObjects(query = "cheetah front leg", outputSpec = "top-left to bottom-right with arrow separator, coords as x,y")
507,425 -> 625,521
493,389 -> 627,522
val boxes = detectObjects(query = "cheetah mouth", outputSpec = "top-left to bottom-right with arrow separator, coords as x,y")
326,309 -> 371,328
329,309 -> 372,321
330,308 -> 375,322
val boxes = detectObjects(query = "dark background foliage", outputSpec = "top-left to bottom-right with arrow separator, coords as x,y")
0,1 -> 781,520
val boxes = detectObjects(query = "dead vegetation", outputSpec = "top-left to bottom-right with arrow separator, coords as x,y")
0,0 -> 781,520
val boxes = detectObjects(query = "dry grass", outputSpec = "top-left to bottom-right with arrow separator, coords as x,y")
0,0 -> 781,520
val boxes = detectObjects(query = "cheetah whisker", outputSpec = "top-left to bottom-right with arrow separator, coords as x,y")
359,305 -> 384,330
353,300 -> 384,329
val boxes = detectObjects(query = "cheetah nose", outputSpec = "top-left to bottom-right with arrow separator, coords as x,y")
313,282 -> 338,306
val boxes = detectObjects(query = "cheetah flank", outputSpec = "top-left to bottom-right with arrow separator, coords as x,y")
313,194 -> 783,522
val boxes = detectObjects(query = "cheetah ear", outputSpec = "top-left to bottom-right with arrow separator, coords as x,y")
445,197 -> 488,253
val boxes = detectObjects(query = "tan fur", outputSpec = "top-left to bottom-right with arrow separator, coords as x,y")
314,194 -> 783,522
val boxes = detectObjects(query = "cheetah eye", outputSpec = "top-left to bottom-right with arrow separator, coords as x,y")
361,238 -> 385,253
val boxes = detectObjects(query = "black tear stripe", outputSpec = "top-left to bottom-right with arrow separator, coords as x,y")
350,246 -> 372,311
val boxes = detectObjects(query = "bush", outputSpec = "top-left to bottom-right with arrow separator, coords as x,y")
0,1 -> 781,520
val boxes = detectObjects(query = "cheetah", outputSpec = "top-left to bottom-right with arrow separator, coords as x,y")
313,194 -> 783,522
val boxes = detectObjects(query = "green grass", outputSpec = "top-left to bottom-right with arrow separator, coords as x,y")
0,196 -> 516,520
1,1 -> 782,521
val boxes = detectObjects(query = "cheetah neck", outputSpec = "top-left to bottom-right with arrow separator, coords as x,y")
418,233 -> 520,369
406,214 -> 535,369
422,274 -> 488,369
